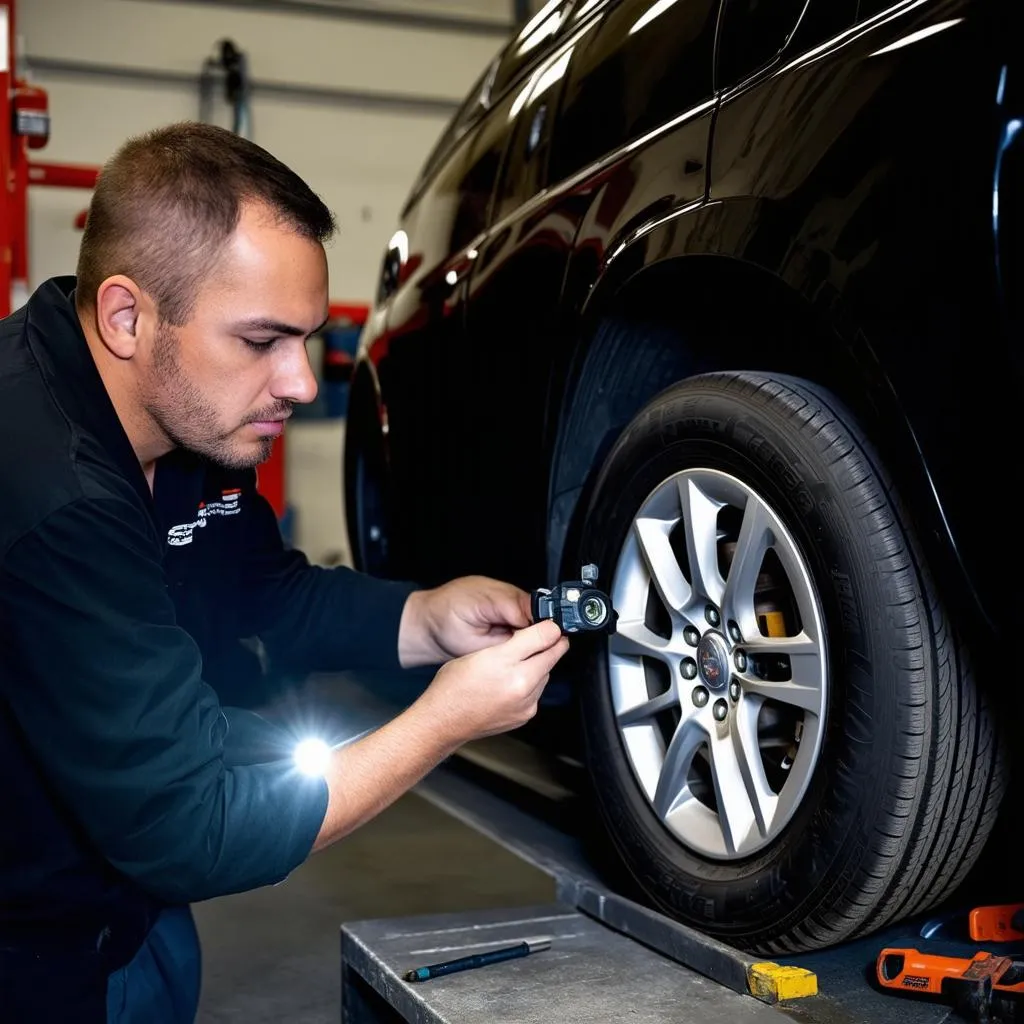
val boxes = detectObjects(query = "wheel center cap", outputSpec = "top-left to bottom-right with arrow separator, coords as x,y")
696,632 -> 730,690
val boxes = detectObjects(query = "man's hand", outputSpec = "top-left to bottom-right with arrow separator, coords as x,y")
313,620 -> 569,851
418,619 -> 569,740
398,575 -> 535,668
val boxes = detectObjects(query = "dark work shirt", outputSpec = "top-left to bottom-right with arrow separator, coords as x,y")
0,279 -> 415,955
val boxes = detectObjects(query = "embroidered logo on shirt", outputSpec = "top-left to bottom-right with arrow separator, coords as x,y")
167,489 -> 242,547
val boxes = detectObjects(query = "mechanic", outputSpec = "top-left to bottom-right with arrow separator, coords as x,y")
0,122 -> 569,1023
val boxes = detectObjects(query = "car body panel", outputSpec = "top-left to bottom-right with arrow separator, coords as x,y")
351,0 -> 1019,643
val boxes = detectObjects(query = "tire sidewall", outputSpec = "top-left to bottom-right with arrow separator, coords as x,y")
578,378 -> 902,946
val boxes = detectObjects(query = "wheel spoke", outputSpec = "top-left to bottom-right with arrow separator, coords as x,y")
609,618 -> 675,660
721,496 -> 773,638
742,633 -> 819,659
653,716 -> 706,819
618,688 -> 679,727
743,677 -> 821,714
707,706 -> 775,853
677,476 -> 726,607
741,633 -> 824,714
634,516 -> 691,614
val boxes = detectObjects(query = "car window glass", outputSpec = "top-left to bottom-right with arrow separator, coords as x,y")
406,55 -> 499,209
490,0 -> 577,100
715,0 -> 809,87
493,35 -> 583,222
428,92 -> 518,255
550,0 -> 719,183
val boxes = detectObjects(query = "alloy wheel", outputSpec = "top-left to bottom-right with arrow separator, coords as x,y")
607,468 -> 827,859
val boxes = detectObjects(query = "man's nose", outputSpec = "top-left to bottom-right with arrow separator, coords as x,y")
271,343 -> 319,405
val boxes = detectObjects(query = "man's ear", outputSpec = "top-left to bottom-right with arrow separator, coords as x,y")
95,276 -> 153,360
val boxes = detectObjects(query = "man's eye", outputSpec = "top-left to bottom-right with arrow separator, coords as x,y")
242,337 -> 277,351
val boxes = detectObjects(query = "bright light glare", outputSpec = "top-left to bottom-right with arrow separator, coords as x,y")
574,0 -> 603,20
516,0 -> 562,55
388,229 -> 409,264
509,48 -> 573,121
629,0 -> 681,36
869,18 -> 963,57
294,738 -> 332,778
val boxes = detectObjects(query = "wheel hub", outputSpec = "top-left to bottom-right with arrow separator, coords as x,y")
696,632 -> 730,691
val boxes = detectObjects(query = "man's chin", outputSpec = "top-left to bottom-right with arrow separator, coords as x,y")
180,438 -> 274,472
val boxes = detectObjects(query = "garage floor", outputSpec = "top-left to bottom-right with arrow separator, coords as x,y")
193,791 -> 555,1023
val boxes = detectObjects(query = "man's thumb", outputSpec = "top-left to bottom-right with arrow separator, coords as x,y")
507,619 -> 563,658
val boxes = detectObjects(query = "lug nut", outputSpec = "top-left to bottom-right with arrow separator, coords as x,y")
705,605 -> 721,627
692,686 -> 709,708
728,621 -> 742,643
734,650 -> 747,672
683,625 -> 701,647
713,699 -> 729,722
729,680 -> 741,702
681,658 -> 698,680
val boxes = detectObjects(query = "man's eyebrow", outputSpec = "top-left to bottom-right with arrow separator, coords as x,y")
236,316 -> 330,337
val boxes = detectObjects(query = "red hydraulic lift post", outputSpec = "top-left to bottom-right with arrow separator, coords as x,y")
1,0 -> 100,319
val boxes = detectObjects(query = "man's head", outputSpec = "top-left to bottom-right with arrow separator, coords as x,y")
76,122 -> 336,470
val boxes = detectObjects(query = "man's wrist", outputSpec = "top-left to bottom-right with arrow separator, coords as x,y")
397,589 -> 444,668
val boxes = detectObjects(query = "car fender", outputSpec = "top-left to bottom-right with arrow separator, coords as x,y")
549,195 -> 992,640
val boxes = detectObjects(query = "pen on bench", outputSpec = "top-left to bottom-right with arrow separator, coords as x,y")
403,937 -> 552,982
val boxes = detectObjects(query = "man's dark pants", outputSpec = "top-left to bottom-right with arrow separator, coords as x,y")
0,906 -> 201,1023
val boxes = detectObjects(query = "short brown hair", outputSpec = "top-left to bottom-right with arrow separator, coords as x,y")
76,122 -> 336,325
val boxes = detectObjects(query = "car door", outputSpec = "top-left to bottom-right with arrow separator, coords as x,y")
470,0 -> 721,587
372,54 -> 511,584
385,0 -> 584,586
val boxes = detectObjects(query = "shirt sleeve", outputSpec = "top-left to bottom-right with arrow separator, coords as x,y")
0,495 -> 329,905
232,478 -> 418,674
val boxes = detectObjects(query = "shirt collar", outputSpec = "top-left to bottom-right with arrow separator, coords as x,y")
25,276 -> 152,510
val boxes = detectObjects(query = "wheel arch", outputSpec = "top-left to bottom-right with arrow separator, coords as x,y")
343,356 -> 390,575
547,247 -> 987,641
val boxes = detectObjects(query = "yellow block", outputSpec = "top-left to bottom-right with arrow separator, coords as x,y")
747,962 -> 818,1002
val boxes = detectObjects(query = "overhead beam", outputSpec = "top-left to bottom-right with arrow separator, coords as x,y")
123,0 -> 514,38
27,56 -> 462,118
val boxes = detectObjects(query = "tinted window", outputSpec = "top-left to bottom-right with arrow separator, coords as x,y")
550,0 -> 719,182
493,42 -> 575,222
490,0 -> 577,99
715,0 -> 808,87
413,77 -> 534,257
406,55 -> 499,207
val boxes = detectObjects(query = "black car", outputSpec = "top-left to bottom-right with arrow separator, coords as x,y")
343,0 -> 1021,954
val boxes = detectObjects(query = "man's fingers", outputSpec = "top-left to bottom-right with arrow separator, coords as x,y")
527,636 -> 570,675
506,618 -> 564,657
489,583 -> 532,629
516,588 -> 534,625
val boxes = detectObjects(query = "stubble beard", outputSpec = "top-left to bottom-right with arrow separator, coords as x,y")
147,322 -> 275,470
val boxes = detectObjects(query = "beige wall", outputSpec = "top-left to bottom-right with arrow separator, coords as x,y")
18,0 -> 514,305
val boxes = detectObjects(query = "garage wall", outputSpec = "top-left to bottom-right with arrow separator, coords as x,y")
18,0 -> 518,304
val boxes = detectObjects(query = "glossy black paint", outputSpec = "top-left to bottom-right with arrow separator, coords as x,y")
348,0 -> 1020,654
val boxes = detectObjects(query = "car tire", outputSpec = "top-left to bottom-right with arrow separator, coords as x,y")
576,371 -> 1007,954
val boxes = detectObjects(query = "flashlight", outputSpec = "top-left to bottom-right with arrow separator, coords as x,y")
293,737 -> 332,777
